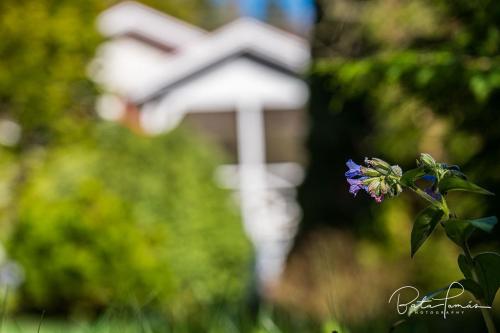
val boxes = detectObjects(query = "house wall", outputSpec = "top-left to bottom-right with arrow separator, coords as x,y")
182,111 -> 238,162
264,108 -> 306,164
92,36 -> 175,96
180,108 -> 306,164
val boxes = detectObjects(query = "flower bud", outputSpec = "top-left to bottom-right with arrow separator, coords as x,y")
418,153 -> 436,168
391,165 -> 403,177
365,157 -> 392,175
379,180 -> 390,194
360,167 -> 380,177
367,178 -> 381,196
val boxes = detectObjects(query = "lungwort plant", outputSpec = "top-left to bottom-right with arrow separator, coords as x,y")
346,154 -> 499,332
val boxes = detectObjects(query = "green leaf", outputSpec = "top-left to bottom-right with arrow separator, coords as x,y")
444,217 -> 497,247
459,278 -> 484,300
408,282 -> 467,317
443,219 -> 475,247
438,175 -> 494,195
473,252 -> 500,305
447,169 -> 467,180
400,167 -> 425,187
458,254 -> 473,279
469,216 -> 498,233
411,205 -> 445,257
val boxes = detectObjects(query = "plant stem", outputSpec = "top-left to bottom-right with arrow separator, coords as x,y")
464,242 -> 498,333
409,186 -> 449,216
481,308 -> 498,333
409,186 -> 438,205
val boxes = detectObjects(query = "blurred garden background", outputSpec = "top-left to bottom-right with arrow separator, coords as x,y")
0,0 -> 499,332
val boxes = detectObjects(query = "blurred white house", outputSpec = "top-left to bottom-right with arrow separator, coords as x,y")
89,1 -> 310,294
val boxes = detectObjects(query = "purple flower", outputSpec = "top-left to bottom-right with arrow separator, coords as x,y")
345,159 -> 363,178
421,174 -> 441,200
347,177 -> 368,196
424,187 -> 442,200
422,174 -> 437,182
345,157 -> 403,203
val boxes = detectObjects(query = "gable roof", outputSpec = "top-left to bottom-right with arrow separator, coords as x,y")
131,17 -> 310,104
97,1 -> 206,51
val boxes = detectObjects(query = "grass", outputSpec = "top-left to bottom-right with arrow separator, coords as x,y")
2,318 -> 143,333
0,312 -> 497,333
0,308 -> 323,333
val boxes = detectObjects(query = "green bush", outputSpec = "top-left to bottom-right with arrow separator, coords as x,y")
0,0 -> 213,150
8,124 -> 251,316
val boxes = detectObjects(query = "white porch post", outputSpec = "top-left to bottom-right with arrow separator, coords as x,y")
236,99 -> 270,289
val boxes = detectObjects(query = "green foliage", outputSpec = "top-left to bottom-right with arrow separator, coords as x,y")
0,0 -> 102,148
303,1 -> 500,235
444,217 -> 497,247
472,252 -> 500,306
470,216 -> 498,233
139,0 -> 211,26
459,278 -> 484,301
346,153 -> 499,330
0,306 -> 324,333
410,205 -> 445,257
0,0 -> 248,318
300,0 -> 500,330
7,124 -> 251,316
439,175 -> 494,195
354,153 -> 497,259
400,167 -> 425,187
401,154 -> 499,329
444,219 -> 478,248
0,0 -> 210,150
458,251 -> 500,306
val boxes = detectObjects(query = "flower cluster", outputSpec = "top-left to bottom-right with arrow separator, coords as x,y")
345,157 -> 403,203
